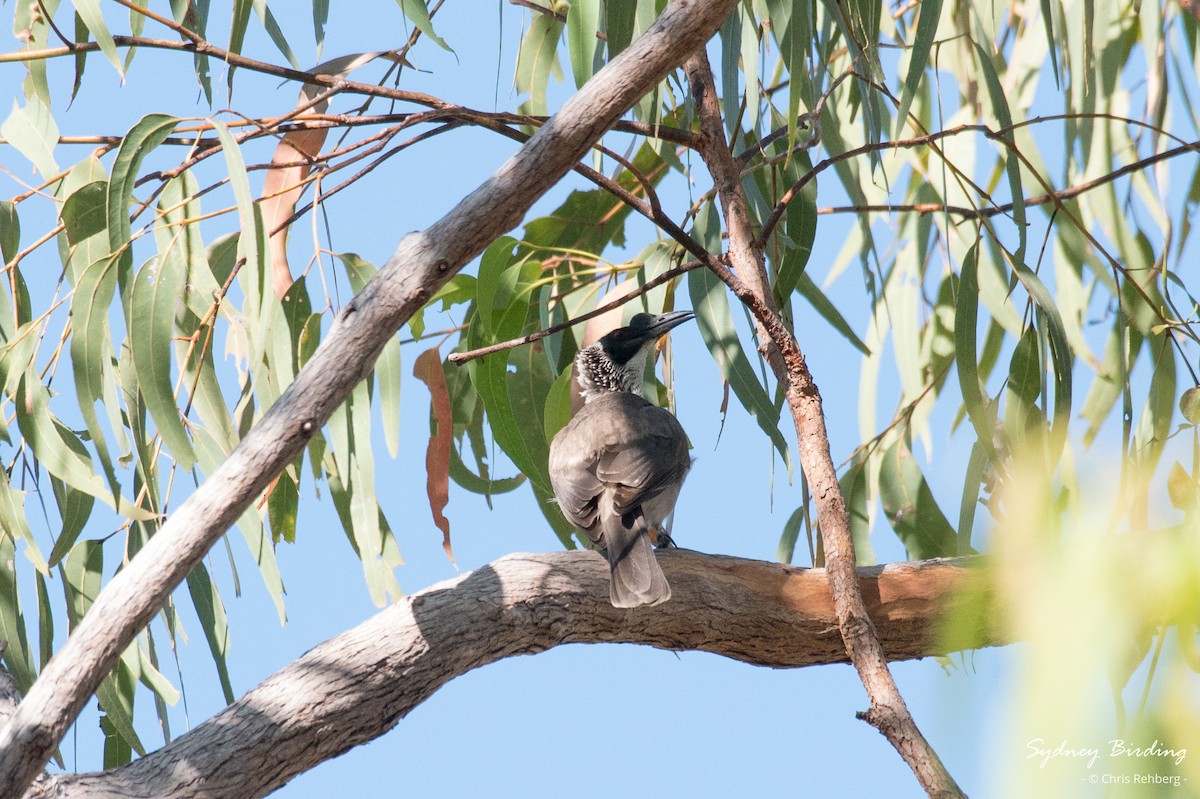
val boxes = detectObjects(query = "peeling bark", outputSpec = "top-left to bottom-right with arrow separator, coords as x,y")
27,553 -> 994,799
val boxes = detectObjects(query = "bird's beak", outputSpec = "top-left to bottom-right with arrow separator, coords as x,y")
638,310 -> 694,356
644,310 -> 695,340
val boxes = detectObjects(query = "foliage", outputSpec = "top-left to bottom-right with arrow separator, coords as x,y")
0,0 -> 1198,780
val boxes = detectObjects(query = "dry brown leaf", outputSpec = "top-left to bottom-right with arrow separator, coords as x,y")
261,52 -> 394,299
413,346 -> 455,565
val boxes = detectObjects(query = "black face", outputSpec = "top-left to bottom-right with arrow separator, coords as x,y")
597,310 -> 694,366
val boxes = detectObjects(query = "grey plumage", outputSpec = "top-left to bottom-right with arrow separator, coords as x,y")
549,311 -> 693,608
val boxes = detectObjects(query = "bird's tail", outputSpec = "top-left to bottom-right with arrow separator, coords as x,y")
601,504 -> 671,608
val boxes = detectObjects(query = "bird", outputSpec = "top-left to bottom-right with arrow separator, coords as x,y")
548,310 -> 694,608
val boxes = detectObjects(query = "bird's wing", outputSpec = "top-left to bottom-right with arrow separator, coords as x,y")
548,420 -> 605,534
547,462 -> 603,533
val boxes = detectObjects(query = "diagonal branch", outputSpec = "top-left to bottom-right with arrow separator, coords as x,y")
682,49 -> 965,797
0,2 -> 742,795
28,552 -> 995,799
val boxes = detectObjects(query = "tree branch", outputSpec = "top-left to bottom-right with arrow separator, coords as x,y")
0,2 -> 743,794
447,259 -> 706,364
27,553 -> 995,799
683,50 -> 965,797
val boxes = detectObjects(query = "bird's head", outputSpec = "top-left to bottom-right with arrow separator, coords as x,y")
575,310 -> 694,400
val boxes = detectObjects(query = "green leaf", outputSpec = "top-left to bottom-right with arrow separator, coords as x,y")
0,200 -> 19,264
467,240 -> 550,486
108,114 -> 180,271
191,426 -> 287,623
772,152 -> 818,303
313,0 -> 329,52
515,14 -> 563,116
447,447 -> 525,496
1005,325 -> 1042,438
1008,254 -> 1073,458
957,439 -> 988,555
776,504 -> 807,565
267,468 -> 299,544
327,379 -> 401,607
48,475 -> 94,568
1134,333 -> 1175,471
509,333 -> 557,484
59,537 -> 101,624
227,0 -> 253,93
135,632 -> 180,711
68,250 -> 124,503
63,158 -> 126,505
214,119 -> 279,410
0,468 -> 46,574
954,246 -> 997,458
170,181 -> 240,459
765,0 -> 813,149
738,4 -> 760,132
96,659 -> 144,764
335,253 -> 402,457
35,571 -> 52,671
894,0 -> 942,135
186,563 -> 236,705
543,364 -> 574,444
878,439 -> 965,559
252,1 -> 301,69
1080,320 -> 1134,447
210,119 -> 263,295
99,712 -> 132,769
131,249 -> 197,470
566,0 -> 601,89
605,0 -> 636,58
16,379 -> 152,520
61,179 -> 108,244
973,42 -> 1026,263
1039,0 -> 1062,89
62,539 -> 146,761
126,4 -> 146,73
172,0 -> 212,101
841,459 -> 875,566
74,0 -> 124,76
718,11 -> 741,140
378,332 -> 402,459
2,95 -> 60,178
0,535 -> 35,693
395,0 -> 452,50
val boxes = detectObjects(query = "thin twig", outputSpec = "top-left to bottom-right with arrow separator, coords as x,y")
510,0 -> 566,23
448,260 -> 705,363
112,0 -> 204,44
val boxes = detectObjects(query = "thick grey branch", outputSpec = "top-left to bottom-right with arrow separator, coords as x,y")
30,553 -> 995,799
0,1 -> 742,794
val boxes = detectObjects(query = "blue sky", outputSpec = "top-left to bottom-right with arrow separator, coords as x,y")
1,2 -> 1141,796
